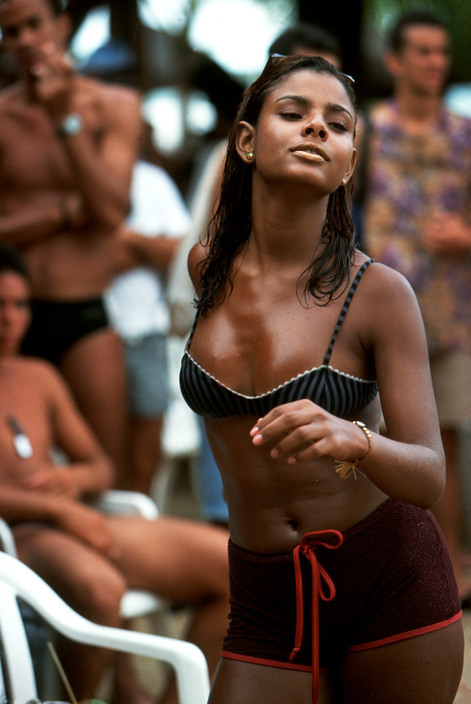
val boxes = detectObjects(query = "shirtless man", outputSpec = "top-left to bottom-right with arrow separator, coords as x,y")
0,0 -> 142,482
0,242 -> 229,702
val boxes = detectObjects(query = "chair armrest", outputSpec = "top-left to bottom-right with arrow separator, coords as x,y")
0,552 -> 209,704
89,490 -> 160,519
0,518 -> 18,558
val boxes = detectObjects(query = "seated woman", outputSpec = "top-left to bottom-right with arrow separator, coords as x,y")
0,243 -> 229,703
180,55 -> 464,703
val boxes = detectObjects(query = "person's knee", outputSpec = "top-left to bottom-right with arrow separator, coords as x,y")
72,568 -> 127,626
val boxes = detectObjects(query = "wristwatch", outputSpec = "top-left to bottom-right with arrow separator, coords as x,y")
57,112 -> 83,137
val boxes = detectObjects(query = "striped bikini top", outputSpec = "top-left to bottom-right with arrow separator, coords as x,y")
180,259 -> 378,419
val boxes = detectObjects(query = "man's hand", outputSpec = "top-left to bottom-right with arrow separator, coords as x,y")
59,193 -> 92,231
29,41 -> 76,120
422,212 -> 471,257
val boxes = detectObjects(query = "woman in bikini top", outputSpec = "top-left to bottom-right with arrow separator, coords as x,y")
179,55 -> 462,704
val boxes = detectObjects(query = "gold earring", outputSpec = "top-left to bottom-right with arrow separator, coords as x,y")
246,152 -> 254,161
341,177 -> 347,186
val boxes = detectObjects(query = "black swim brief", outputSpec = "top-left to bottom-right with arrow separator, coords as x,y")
21,296 -> 110,364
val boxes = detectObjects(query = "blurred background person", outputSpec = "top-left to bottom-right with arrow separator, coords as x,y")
360,9 -> 471,596
107,152 -> 192,494
82,41 -> 193,495
0,0 -> 142,482
0,242 -> 229,704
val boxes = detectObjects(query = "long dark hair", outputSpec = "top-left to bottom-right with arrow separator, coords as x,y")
197,55 -> 358,315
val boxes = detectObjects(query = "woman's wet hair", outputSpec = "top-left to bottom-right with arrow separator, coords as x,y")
197,55 -> 358,315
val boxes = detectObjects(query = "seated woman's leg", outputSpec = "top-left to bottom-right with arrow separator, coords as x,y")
15,525 -> 127,699
107,515 -> 230,676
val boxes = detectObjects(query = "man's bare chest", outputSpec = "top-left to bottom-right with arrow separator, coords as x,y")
0,386 -> 52,482
0,115 -> 72,193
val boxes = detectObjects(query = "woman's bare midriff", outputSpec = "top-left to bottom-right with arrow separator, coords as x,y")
205,411 -> 387,554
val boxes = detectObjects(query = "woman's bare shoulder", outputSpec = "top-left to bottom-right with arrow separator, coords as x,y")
188,240 -> 209,288
359,257 -> 416,303
354,257 -> 426,354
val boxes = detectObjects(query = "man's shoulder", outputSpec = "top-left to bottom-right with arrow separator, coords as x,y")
77,77 -> 141,133
0,82 -> 25,112
443,105 -> 471,133
15,355 -> 63,388
78,75 -> 139,108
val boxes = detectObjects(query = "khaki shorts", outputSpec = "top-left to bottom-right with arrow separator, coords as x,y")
124,332 -> 169,418
429,351 -> 471,427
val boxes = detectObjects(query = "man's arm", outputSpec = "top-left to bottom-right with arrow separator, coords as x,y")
0,361 -> 118,556
0,193 -> 86,248
113,161 -> 191,273
0,485 -> 120,558
22,360 -> 114,499
55,85 -> 142,229
31,47 -> 142,229
422,212 -> 471,256
115,227 -> 183,274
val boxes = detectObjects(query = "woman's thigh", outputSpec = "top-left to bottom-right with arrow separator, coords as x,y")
342,621 -> 464,704
207,622 -> 464,704
208,658 -> 339,704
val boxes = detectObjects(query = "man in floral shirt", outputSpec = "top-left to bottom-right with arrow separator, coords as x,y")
362,10 -> 471,595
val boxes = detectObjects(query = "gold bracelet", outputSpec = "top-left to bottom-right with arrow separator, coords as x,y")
334,421 -> 372,480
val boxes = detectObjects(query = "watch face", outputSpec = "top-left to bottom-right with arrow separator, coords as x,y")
60,113 -> 83,136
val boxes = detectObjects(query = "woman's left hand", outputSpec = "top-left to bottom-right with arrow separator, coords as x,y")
250,400 -> 367,464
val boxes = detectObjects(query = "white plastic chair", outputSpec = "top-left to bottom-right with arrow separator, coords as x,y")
0,551 -> 210,704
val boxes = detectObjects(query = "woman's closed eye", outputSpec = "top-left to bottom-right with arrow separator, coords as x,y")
279,111 -> 303,121
279,112 -> 348,132
329,121 -> 348,132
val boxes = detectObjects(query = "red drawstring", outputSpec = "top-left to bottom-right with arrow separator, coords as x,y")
289,530 -> 343,704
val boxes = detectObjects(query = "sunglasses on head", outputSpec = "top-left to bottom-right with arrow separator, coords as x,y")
267,53 -> 355,86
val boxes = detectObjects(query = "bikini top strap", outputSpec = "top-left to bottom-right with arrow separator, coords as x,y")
185,309 -> 200,351
322,259 -> 374,366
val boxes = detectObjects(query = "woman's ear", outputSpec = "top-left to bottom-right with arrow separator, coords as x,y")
235,121 -> 255,162
384,50 -> 402,79
343,147 -> 358,184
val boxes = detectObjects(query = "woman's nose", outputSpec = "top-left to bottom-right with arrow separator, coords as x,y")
302,117 -> 327,140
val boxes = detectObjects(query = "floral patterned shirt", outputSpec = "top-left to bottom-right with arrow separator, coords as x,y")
363,99 -> 471,353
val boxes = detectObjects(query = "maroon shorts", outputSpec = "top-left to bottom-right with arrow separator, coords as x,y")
222,499 -> 461,700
